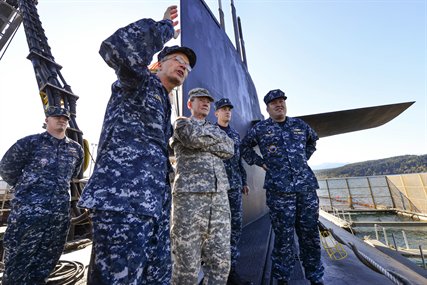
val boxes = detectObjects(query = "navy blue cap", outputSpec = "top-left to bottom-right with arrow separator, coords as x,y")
263,89 -> 287,104
214,98 -> 234,110
188,88 -> 214,102
158,45 -> 197,68
45,106 -> 70,120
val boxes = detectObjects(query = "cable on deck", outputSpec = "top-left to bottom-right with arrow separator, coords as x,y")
324,222 -> 413,285
47,260 -> 85,285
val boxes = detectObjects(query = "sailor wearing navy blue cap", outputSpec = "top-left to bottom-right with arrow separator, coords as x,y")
263,89 -> 287,104
157,45 -> 196,71
241,89 -> 324,285
45,105 -> 71,120
0,105 -> 83,284
214,98 -> 252,285
78,5 -> 196,284
214,98 -> 233,110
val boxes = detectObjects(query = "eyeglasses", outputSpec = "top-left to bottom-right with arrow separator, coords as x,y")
162,55 -> 192,72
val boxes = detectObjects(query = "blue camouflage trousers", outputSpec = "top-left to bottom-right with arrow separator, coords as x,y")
2,204 -> 70,285
227,187 -> 243,269
87,207 -> 171,285
266,190 -> 324,283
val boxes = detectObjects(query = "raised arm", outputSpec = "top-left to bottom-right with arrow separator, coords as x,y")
99,6 -> 178,84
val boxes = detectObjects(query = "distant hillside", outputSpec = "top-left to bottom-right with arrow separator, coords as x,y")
311,162 -> 348,170
314,154 -> 427,179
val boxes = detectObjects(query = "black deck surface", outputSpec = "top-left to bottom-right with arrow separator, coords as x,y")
236,213 -> 427,285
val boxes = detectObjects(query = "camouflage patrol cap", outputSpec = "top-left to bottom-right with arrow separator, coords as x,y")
264,89 -> 287,105
158,45 -> 197,68
214,98 -> 234,110
45,106 -> 70,120
188,88 -> 215,102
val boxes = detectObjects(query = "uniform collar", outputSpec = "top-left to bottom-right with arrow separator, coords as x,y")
191,116 -> 208,126
42,131 -> 70,143
216,123 -> 230,130
268,117 -> 288,125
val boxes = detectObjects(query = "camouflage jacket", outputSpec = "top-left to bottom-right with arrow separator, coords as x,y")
78,18 -> 174,218
216,124 -> 247,190
0,132 -> 83,210
241,117 -> 319,193
170,117 -> 234,193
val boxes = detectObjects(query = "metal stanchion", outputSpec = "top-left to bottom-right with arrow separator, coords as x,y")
374,224 -> 379,240
402,230 -> 409,249
382,227 -> 389,246
391,233 -> 398,251
419,245 -> 426,269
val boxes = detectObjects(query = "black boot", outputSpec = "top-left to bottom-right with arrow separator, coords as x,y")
276,280 -> 288,285
227,268 -> 253,285
310,281 -> 324,285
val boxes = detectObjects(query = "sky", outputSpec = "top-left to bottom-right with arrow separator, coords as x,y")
0,0 -> 426,171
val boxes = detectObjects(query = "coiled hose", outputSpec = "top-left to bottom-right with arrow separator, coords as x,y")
47,260 -> 85,285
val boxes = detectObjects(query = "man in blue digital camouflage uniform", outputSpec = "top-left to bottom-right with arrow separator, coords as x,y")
214,98 -> 252,285
77,5 -> 196,285
0,106 -> 83,285
241,89 -> 324,285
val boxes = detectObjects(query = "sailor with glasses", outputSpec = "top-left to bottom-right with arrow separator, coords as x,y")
78,5 -> 197,284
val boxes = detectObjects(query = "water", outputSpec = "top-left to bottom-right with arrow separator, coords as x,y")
350,212 -> 427,267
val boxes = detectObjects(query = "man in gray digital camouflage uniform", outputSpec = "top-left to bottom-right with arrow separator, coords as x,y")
241,89 -> 324,285
170,88 -> 234,285
77,5 -> 196,285
0,106 -> 83,284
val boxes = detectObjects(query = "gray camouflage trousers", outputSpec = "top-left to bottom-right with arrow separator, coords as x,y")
171,192 -> 231,285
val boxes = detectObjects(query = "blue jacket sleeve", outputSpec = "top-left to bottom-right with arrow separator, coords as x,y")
0,138 -> 32,186
240,158 -> 248,186
306,126 -> 318,160
241,127 -> 264,167
99,18 -> 174,87
72,145 -> 85,179
239,144 -> 248,185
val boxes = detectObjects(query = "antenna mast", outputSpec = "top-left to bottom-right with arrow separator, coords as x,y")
218,0 -> 225,32
230,0 -> 241,57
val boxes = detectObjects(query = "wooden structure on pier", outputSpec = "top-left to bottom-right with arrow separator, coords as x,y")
317,173 -> 427,215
